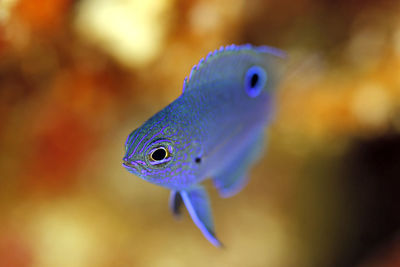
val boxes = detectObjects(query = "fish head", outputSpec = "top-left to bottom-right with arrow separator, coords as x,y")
123,117 -> 201,188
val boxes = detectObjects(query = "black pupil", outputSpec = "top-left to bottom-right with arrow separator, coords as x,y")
152,148 -> 166,161
250,73 -> 259,88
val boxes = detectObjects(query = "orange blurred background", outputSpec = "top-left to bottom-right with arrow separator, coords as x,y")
0,0 -> 400,266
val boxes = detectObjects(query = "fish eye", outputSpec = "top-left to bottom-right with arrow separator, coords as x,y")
151,147 -> 167,161
244,65 -> 267,98
148,146 -> 172,165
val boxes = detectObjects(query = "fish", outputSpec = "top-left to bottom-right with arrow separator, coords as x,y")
122,44 -> 286,247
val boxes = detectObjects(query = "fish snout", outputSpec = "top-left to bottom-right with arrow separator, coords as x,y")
123,157 -> 138,169
123,157 -> 147,172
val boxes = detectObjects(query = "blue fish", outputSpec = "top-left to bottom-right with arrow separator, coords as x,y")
123,44 -> 286,246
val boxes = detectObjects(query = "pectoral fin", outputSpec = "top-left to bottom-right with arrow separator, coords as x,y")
181,186 -> 222,247
213,133 -> 265,198
214,169 -> 249,198
169,190 -> 183,218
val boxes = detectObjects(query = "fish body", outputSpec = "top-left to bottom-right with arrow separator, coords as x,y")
123,44 -> 286,246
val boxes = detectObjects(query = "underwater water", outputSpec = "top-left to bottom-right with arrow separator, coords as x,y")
0,0 -> 400,266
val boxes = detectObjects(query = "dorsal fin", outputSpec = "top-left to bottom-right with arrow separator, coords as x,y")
182,44 -> 286,93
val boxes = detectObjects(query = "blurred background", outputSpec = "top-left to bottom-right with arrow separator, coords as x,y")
0,0 -> 400,266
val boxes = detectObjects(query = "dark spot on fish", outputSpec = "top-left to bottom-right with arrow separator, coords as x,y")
195,157 -> 202,164
250,73 -> 259,88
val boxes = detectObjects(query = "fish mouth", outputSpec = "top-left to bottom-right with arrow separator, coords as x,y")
122,159 -> 150,175
122,160 -> 140,172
